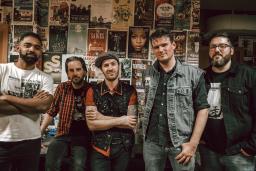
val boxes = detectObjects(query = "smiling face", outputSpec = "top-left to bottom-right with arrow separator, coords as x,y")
131,28 -> 147,52
151,36 -> 176,65
101,58 -> 119,82
209,36 -> 234,68
17,36 -> 43,65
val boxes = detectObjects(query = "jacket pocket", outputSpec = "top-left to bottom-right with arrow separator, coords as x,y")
225,86 -> 248,108
175,86 -> 194,136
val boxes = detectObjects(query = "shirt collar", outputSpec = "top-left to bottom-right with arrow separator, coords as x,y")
100,80 -> 122,96
153,58 -> 183,77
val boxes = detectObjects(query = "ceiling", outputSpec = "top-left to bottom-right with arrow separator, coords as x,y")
201,0 -> 256,11
200,0 -> 256,42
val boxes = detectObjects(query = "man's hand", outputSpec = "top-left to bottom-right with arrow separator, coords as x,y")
175,142 -> 197,165
241,148 -> 251,157
119,115 -> 137,129
86,109 -> 99,120
33,90 -> 50,100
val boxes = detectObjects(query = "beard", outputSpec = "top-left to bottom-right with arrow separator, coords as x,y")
211,53 -> 231,68
71,77 -> 84,85
104,71 -> 119,82
19,52 -> 39,65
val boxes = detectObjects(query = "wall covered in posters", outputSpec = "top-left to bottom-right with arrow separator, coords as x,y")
0,0 -> 200,145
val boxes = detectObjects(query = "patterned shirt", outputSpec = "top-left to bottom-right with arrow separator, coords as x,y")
47,81 -> 91,137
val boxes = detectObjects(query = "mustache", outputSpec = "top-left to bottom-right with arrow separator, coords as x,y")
213,53 -> 222,57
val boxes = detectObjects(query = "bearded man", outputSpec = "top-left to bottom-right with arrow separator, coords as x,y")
200,32 -> 256,171
0,32 -> 53,171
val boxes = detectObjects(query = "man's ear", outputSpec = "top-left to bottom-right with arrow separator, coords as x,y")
231,47 -> 234,55
172,41 -> 176,49
14,44 -> 20,52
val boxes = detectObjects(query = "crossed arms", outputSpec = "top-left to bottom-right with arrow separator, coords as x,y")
0,90 -> 53,115
86,105 -> 138,131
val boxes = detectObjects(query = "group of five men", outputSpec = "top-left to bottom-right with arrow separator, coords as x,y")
0,28 -> 256,171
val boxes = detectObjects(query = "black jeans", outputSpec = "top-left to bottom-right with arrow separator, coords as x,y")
91,143 -> 131,171
0,138 -> 41,171
45,135 -> 89,171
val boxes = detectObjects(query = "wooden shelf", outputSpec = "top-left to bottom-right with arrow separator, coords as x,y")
0,24 -> 9,63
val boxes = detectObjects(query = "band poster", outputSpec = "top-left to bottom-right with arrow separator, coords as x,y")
120,58 -> 132,79
191,0 -> 200,30
107,30 -> 127,58
49,25 -> 68,53
13,0 -> 33,23
90,0 -> 112,28
1,0 -> 12,6
134,0 -> 154,28
174,0 -> 191,30
36,0 -> 49,27
187,31 -> 199,66
43,52 -> 62,84
111,0 -> 134,30
49,0 -> 69,26
154,0 -> 175,29
132,59 -> 152,89
173,31 -> 187,62
36,26 -> 49,52
67,23 -> 88,55
87,28 -> 107,57
128,26 -> 150,59
12,25 -> 33,51
70,0 -> 91,23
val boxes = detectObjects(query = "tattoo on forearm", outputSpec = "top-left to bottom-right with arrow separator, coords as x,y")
128,105 -> 138,116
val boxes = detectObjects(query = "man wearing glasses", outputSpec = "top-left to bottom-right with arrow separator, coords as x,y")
200,32 -> 256,171
0,32 -> 53,171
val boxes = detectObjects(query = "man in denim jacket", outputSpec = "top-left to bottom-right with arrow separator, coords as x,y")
142,28 -> 209,171
199,32 -> 256,171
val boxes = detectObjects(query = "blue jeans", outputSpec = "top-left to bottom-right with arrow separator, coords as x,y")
45,136 -> 89,171
90,143 -> 131,171
0,138 -> 41,171
143,140 -> 195,171
199,144 -> 255,171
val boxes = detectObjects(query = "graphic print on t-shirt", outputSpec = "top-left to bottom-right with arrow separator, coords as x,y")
7,76 -> 40,98
73,92 -> 85,121
207,83 -> 223,119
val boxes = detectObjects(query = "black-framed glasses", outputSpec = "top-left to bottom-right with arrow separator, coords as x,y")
209,43 -> 231,51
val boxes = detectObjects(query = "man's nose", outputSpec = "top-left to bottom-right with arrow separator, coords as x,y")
159,46 -> 165,51
28,46 -> 36,52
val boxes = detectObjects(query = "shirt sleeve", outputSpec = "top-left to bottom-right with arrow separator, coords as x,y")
85,87 -> 95,106
128,87 -> 138,106
41,72 -> 54,95
193,73 -> 210,112
46,84 -> 62,117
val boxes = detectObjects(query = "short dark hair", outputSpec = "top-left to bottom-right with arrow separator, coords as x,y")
19,32 -> 42,46
210,32 -> 233,47
65,56 -> 87,73
150,28 -> 174,43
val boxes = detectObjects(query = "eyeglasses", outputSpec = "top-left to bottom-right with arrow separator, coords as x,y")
209,43 -> 231,51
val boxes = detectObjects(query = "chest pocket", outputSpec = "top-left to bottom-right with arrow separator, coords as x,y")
225,87 -> 248,106
176,86 -> 192,109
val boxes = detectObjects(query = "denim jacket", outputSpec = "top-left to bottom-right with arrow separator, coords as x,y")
143,59 -> 209,147
204,61 -> 256,155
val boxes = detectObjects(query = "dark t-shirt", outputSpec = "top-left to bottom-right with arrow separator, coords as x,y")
69,87 -> 90,138
204,69 -> 229,154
